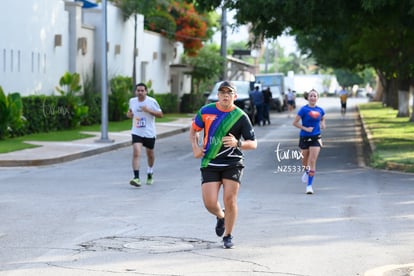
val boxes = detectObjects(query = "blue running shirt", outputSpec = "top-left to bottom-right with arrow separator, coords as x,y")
297,105 -> 325,137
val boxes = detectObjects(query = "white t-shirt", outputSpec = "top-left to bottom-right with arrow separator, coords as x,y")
287,91 -> 295,101
129,96 -> 162,138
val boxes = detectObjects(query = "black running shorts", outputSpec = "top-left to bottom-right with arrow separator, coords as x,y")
132,134 -> 156,149
299,135 -> 322,149
200,166 -> 244,185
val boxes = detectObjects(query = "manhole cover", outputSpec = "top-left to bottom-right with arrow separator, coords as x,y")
124,239 -> 194,253
79,236 -> 214,254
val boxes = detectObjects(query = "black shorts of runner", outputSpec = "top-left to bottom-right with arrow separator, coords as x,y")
341,102 -> 347,108
299,135 -> 322,149
132,134 -> 156,149
200,166 -> 244,185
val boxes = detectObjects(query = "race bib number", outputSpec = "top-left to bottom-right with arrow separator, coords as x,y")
135,117 -> 146,128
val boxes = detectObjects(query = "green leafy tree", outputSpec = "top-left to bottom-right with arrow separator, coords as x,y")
194,0 -> 414,121
182,43 -> 224,93
334,69 -> 364,88
181,43 -> 224,111
278,52 -> 314,75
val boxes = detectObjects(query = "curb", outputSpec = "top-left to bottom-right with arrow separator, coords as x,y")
0,126 -> 189,167
356,105 -> 376,166
0,140 -> 131,167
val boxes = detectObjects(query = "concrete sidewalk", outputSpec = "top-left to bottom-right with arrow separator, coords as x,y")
0,118 -> 192,167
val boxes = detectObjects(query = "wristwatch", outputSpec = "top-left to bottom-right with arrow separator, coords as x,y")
237,139 -> 242,148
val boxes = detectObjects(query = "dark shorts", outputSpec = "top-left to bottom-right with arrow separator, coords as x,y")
288,100 -> 295,106
132,134 -> 156,149
341,102 -> 347,108
299,135 -> 322,149
200,166 -> 244,185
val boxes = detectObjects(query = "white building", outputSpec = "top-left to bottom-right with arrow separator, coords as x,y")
0,0 -> 191,98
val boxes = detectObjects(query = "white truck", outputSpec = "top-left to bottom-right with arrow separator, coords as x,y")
254,73 -> 286,112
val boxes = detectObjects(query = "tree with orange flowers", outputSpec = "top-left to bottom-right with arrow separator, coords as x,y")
111,0 -> 214,58
168,1 -> 209,56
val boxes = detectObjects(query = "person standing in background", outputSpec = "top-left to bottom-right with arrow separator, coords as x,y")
127,83 -> 163,187
292,89 -> 326,194
262,87 -> 272,125
250,85 -> 264,126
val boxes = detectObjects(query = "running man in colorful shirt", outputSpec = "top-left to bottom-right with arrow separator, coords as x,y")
190,81 -> 257,249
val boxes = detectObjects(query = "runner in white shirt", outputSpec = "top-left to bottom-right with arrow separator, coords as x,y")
126,83 -> 163,187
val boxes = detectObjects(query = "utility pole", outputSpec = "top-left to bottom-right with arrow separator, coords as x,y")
264,40 -> 269,73
98,0 -> 112,143
220,5 -> 227,81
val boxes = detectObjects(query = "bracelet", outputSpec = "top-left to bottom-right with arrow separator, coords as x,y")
237,139 -> 242,148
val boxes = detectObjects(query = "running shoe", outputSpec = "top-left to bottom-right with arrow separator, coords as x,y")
215,216 -> 225,237
223,234 -> 233,249
146,173 -> 153,185
302,171 -> 308,183
306,185 -> 314,194
129,178 -> 141,187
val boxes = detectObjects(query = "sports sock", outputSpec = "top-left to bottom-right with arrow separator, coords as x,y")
133,170 -> 139,179
308,170 -> 315,186
147,167 -> 153,174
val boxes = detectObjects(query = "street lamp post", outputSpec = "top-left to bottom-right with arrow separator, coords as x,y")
98,0 -> 112,143
220,5 -> 227,81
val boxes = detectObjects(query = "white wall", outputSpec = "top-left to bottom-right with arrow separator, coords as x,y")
0,0 -> 187,97
0,0 -> 69,95
82,3 -> 185,95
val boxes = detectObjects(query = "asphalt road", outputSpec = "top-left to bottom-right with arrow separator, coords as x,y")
0,97 -> 413,276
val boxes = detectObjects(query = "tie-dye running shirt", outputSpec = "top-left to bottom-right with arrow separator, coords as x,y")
192,103 -> 255,168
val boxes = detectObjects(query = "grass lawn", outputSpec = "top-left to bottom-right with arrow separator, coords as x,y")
0,113 -> 193,154
358,102 -> 414,172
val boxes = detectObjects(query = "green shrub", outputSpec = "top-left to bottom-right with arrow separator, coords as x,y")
180,93 -> 205,113
154,93 -> 178,113
109,76 -> 133,121
55,72 -> 89,128
22,95 -> 75,134
0,87 -> 25,139
81,75 -> 101,126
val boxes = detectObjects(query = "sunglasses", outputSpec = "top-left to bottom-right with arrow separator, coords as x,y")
218,89 -> 234,95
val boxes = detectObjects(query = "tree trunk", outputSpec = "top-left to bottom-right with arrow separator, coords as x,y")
382,78 -> 398,108
375,71 -> 384,102
410,85 -> 414,122
397,78 -> 410,117
389,78 -> 399,109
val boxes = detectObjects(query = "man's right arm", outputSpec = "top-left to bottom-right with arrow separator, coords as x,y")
189,127 -> 204,158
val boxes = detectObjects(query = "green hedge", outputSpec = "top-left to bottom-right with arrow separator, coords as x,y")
1,75 -> 183,139
22,95 -> 86,134
154,93 -> 179,113
180,93 -> 206,113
